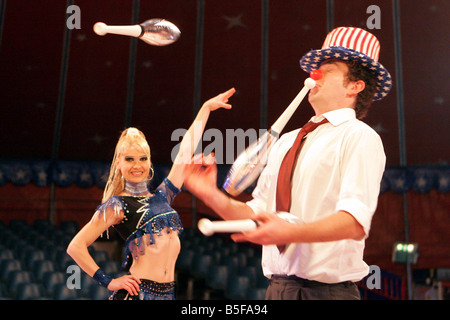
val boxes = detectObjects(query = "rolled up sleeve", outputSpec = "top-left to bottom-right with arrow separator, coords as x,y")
336,128 -> 386,237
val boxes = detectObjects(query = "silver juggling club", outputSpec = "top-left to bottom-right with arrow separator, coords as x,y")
93,18 -> 181,46
222,77 -> 317,196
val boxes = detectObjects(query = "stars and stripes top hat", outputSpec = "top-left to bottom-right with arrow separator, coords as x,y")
300,27 -> 392,100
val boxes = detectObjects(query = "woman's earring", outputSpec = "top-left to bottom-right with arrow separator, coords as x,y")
148,166 -> 154,181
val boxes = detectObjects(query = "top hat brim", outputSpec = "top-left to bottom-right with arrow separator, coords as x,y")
300,46 -> 392,101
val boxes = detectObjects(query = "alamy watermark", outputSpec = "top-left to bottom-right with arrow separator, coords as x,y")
171,122 -> 268,165
365,265 -> 381,289
66,265 -> 81,289
66,5 -> 81,30
366,5 -> 381,30
65,4 -> 381,31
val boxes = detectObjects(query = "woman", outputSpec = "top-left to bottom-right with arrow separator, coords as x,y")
67,88 -> 235,300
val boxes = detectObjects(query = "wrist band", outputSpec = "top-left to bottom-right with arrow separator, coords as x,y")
93,268 -> 113,288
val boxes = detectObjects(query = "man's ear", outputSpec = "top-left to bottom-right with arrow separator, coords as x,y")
347,80 -> 366,97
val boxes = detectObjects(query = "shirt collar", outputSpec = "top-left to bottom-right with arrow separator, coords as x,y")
310,108 -> 356,126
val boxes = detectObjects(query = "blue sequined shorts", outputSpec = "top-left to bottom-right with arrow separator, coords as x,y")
110,279 -> 176,300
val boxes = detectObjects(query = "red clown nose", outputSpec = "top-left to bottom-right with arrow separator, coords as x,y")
310,69 -> 323,80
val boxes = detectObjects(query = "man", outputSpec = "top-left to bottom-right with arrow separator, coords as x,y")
184,27 -> 391,300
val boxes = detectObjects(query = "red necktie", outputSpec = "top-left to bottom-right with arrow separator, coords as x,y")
276,118 -> 328,212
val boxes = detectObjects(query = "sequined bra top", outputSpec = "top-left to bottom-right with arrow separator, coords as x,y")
94,177 -> 183,270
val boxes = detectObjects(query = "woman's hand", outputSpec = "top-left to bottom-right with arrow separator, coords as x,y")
168,88 -> 235,189
202,88 -> 235,112
107,274 -> 141,296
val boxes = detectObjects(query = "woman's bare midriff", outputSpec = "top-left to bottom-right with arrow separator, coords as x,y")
128,228 -> 180,283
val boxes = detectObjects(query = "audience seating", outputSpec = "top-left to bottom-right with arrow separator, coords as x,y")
15,283 -> 46,300
1,220 -> 270,300
0,219 -> 113,300
177,227 -> 268,300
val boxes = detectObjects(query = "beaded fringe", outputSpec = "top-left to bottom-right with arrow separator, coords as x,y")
122,211 -> 183,269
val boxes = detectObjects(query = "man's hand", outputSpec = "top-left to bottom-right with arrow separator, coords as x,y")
231,212 -> 297,246
183,153 -> 219,203
232,211 -> 366,245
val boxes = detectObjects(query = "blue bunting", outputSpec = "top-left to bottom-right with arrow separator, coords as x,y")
52,161 -> 78,187
0,160 -> 448,194
31,161 -> 51,187
75,163 -> 94,188
90,162 -> 110,189
8,162 -> 32,186
412,168 -> 436,194
436,168 -> 450,193
383,167 -> 414,193
0,163 -> 9,186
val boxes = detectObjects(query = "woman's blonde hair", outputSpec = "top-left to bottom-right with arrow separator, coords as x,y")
102,128 -> 151,203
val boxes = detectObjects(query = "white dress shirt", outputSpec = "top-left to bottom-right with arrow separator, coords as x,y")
246,108 -> 386,283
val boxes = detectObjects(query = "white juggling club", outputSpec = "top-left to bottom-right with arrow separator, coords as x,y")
198,218 -> 258,237
198,212 -> 302,257
198,212 -> 301,236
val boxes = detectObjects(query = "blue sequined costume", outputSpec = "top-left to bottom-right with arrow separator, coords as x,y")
94,177 -> 183,300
